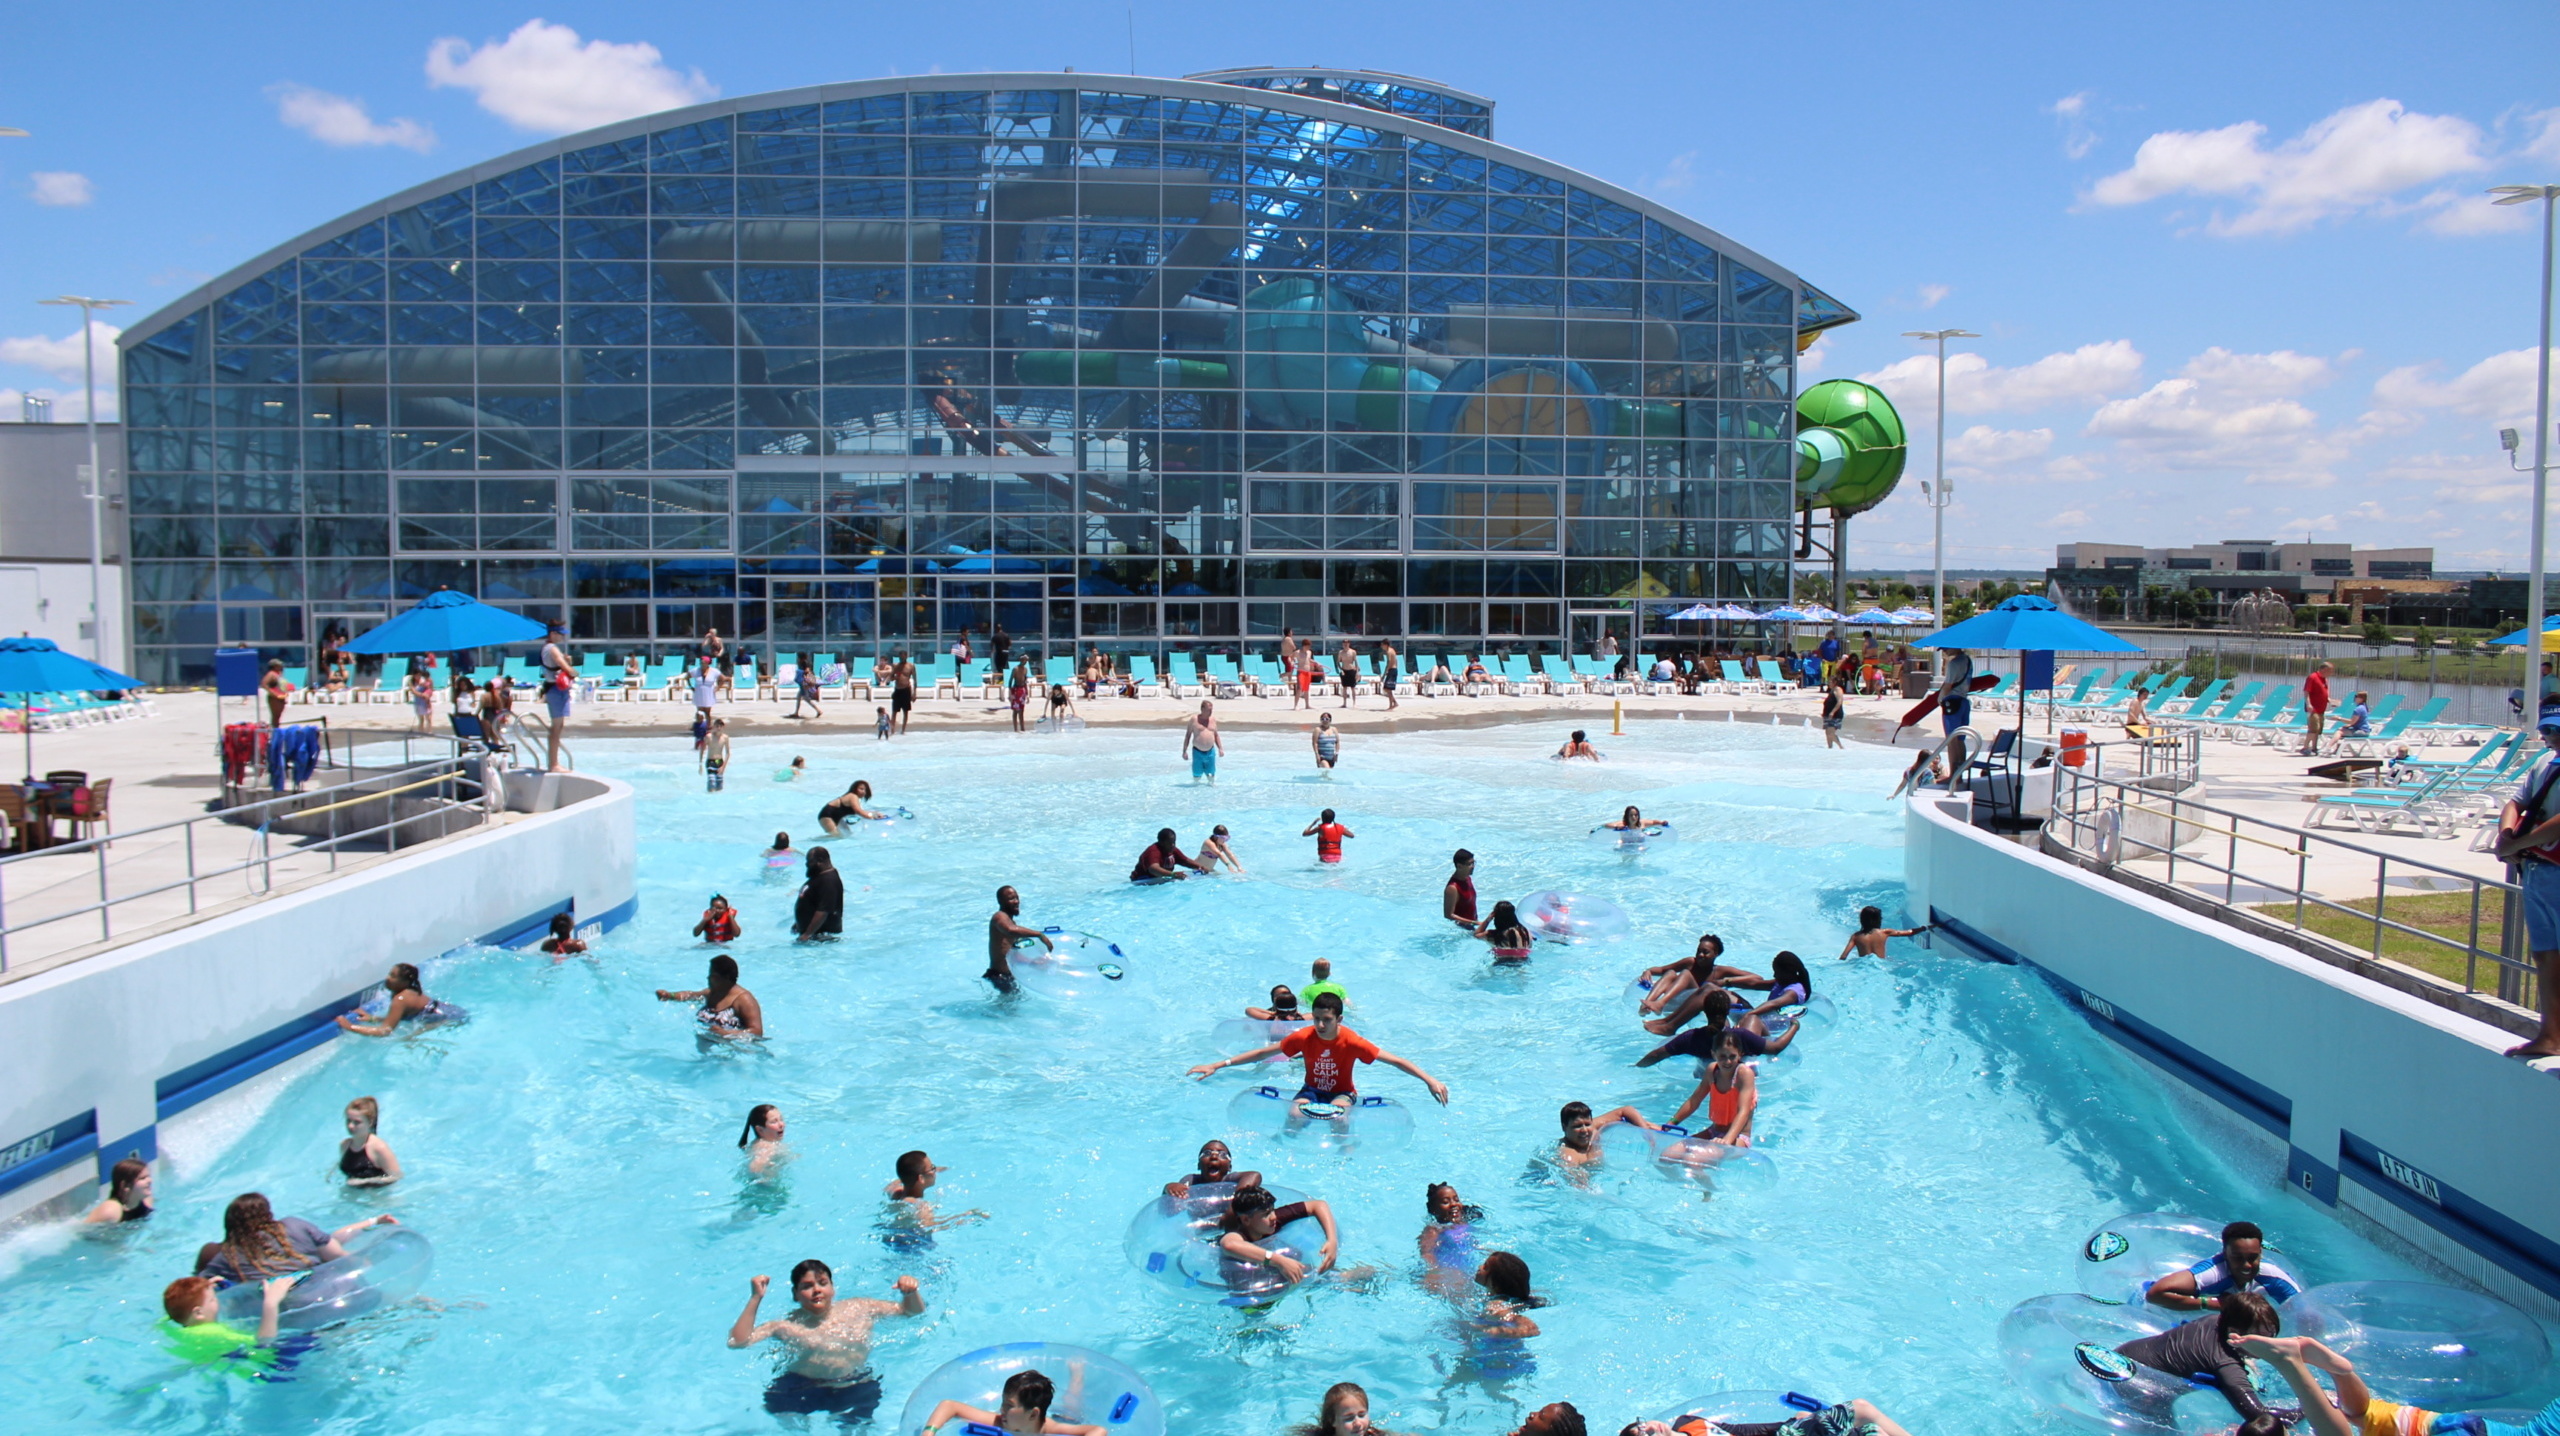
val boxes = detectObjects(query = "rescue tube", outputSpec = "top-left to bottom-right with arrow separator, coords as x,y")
1224,1084 -> 1416,1152
1996,1293 -> 2195,1434
897,1342 -> 1165,1436
1590,823 -> 1676,853
1120,1181 -> 1327,1306
1008,930 -> 1128,997
1650,1391 -> 1833,1430
215,1226 -> 433,1332
2281,1281 -> 2551,1405
1519,890 -> 1631,944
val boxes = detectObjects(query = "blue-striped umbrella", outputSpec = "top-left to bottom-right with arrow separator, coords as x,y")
0,637 -> 144,781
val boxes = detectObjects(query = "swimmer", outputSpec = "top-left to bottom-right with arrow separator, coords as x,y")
693,893 -> 743,943
2112,1290 -> 2282,1427
1304,808 -> 1353,864
781,756 -> 807,781
657,954 -> 765,1039
334,962 -> 459,1036
1465,1251 -> 1543,1342
337,1096 -> 402,1186
1444,849 -> 1480,928
1302,1382 -> 1400,1436
1301,958 -> 1347,1007
1738,951 -> 1813,1023
703,717 -> 731,790
84,1156 -> 153,1225
1312,711 -> 1342,771
921,1367 -> 1109,1436
1187,991 -> 1449,1110
1163,1137 -> 1263,1200
1602,805 -> 1668,834
817,779 -> 884,834
986,885 -> 1050,995
160,1273 -> 306,1377
1635,936 -> 1766,1017
1662,1033 -> 1756,1146
1836,904 -> 1924,960
1641,945 -> 1773,1036
538,912 -> 587,959
1216,1183 -> 1341,1285
1418,1181 -> 1483,1271
195,1193 -> 396,1282
1634,990 -> 1801,1065
1474,901 -> 1534,962
1513,1403 -> 1589,1436
1183,700 -> 1225,783
1556,1100 -> 1658,1168
1200,824 -> 1247,876
727,1261 -> 926,1425
1555,730 -> 1601,761
2143,1220 -> 2303,1311
2234,1333 -> 2549,1436
739,1104 -> 790,1177
1248,985 -> 1306,1022
764,830 -> 797,865
1621,1401 -> 1916,1436
885,1150 -> 988,1235
1130,826 -> 1210,882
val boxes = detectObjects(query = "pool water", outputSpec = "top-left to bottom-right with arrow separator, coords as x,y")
0,719 -> 2510,1434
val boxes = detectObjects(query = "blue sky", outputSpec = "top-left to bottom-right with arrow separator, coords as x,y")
4,0 -> 2555,571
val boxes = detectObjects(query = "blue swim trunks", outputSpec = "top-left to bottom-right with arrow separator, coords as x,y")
1191,747 -> 1216,777
2523,860 -> 2560,951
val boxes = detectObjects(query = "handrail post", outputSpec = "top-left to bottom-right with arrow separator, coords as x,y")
2372,856 -> 2388,960
96,840 -> 109,942
186,821 -> 197,916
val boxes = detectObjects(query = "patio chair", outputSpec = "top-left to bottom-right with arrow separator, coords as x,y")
2333,697 -> 2445,757
1499,656 -> 1544,696
1755,659 -> 1792,689
1541,654 -> 1586,695
1128,655 -> 1165,697
2307,769 -> 2465,838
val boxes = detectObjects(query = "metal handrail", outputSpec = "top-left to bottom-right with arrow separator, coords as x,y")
0,752 -> 487,973
2043,761 -> 2527,1006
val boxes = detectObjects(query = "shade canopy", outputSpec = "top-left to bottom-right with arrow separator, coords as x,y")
1891,606 -> 1936,621
1760,606 -> 1813,623
1846,608 -> 1906,625
2490,618 -> 2560,652
1661,603 -> 1719,621
1912,595 -> 2144,653
0,636 -> 142,693
340,590 -> 548,655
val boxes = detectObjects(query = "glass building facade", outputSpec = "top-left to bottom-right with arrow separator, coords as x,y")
116,69 -> 1858,684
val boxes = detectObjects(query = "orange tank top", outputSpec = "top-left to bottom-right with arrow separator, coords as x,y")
1708,1071 -> 1742,1129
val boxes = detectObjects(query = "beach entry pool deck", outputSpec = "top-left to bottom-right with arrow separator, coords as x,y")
0,720 -> 2545,1434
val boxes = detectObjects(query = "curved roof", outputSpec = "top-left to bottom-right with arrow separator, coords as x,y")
121,71 -> 1841,352
1183,67 -> 1495,136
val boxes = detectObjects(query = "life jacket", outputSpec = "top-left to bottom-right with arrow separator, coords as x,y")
700,906 -> 739,941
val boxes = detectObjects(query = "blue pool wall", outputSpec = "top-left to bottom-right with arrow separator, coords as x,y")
0,772 -> 638,1227
1906,792 -> 2560,1317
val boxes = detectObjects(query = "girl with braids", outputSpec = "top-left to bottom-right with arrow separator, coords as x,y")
194,1192 -> 395,1284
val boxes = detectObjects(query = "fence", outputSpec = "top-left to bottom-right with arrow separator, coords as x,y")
0,750 -> 488,974
2043,754 -> 2528,1010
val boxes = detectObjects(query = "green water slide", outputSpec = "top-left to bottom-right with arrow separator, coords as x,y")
1792,379 -> 1906,516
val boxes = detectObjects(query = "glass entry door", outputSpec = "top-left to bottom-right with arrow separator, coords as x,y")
1569,609 -> 1632,662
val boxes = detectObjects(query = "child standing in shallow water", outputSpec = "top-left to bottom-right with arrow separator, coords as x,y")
1303,808 -> 1353,864
1836,904 -> 1924,959
338,1097 -> 401,1187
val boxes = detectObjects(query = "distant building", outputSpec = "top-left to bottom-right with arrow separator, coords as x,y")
0,421 -> 129,668
2054,539 -> 2431,589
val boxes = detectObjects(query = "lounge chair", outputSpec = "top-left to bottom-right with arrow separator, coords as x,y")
1541,655 -> 1586,695
2307,769 -> 2466,838
2333,697 -> 2445,757
1128,655 -> 1165,698
1168,654 -> 1208,698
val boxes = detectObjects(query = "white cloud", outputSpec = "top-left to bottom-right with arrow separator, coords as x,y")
2177,346 -> 2335,398
28,171 -> 92,206
0,322 -> 122,383
1796,335 -> 1829,379
1916,283 -> 1950,310
2369,347 -> 2560,429
269,84 -> 436,152
1648,149 -> 1699,199
2086,99 -> 2492,236
425,20 -> 717,134
2048,91 -> 2098,161
2085,356 -> 2336,484
1858,340 -> 2145,422
2047,507 -> 2091,529
1948,425 -> 2054,467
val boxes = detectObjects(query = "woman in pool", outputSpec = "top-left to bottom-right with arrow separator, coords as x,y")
83,1157 -> 153,1224
195,1192 -> 397,1282
657,954 -> 765,1039
816,780 -> 885,834
739,1104 -> 790,1177
1246,985 -> 1305,1022
1473,901 -> 1534,963
1162,1138 -> 1263,1200
1417,1181 -> 1483,1272
1663,1032 -> 1757,1147
1555,730 -> 1601,761
1635,935 -> 1766,1017
1601,805 -> 1668,834
1836,904 -> 1924,960
1294,1382 -> 1399,1436
338,1096 -> 402,1186
795,847 -> 844,941
335,963 -> 460,1036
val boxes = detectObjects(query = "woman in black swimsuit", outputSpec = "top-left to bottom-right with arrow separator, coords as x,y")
795,848 -> 845,941
82,1156 -> 153,1224
338,1096 -> 402,1186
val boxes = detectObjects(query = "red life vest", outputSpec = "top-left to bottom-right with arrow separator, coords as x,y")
700,906 -> 739,941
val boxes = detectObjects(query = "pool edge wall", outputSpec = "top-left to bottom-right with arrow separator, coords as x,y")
0,772 -> 638,1228
1906,792 -> 2560,1320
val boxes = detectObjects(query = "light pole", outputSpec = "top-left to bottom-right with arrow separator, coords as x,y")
2492,184 -> 2559,727
1903,327 -> 1976,630
37,296 -> 128,662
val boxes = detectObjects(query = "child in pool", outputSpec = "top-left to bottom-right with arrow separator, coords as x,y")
922,1368 -> 1107,1436
884,1150 -> 988,1240
779,756 -> 807,782
338,1096 -> 402,1186
1836,905 -> 1924,960
161,1274 -> 310,1379
538,912 -> 587,959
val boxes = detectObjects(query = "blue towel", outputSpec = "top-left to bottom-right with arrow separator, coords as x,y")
267,724 -> 320,789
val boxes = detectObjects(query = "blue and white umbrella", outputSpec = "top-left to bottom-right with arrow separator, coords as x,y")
1847,608 -> 1906,626
1760,607 -> 1814,623
1661,603 -> 1720,622
0,636 -> 144,780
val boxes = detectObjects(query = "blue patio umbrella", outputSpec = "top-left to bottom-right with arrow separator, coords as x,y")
1913,594 -> 2142,732
1662,603 -> 1719,621
341,589 -> 548,655
2490,616 -> 2560,652
1760,607 -> 1813,623
0,636 -> 144,780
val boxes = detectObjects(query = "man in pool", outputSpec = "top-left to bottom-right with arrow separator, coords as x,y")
1555,1099 -> 1658,1168
1131,827 -> 1210,882
1182,700 -> 1225,784
2112,1289 -> 2281,1428
986,886 -> 1052,994
1836,905 -> 1926,960
1634,993 -> 1802,1067
2142,1220 -> 2303,1312
1186,991 -> 1449,1113
1162,1138 -> 1264,1200
727,1260 -> 927,1425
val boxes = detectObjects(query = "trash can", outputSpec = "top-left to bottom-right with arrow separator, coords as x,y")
2059,729 -> 2089,768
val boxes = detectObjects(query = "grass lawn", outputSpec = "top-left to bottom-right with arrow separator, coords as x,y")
2254,888 -> 2523,995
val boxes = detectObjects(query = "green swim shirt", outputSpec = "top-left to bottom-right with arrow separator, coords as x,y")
1302,980 -> 1347,1005
161,1319 -> 279,1376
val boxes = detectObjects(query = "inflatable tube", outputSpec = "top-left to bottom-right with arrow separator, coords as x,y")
896,1342 -> 1165,1436
2281,1281 -> 2551,1405
1209,1017 -> 1302,1057
1997,1293 -> 2193,1434
1595,1122 -> 1779,1192
1589,823 -> 1675,853
1224,1084 -> 1415,1152
1650,1391 -> 1832,1429
2076,1213 -> 2233,1305
1762,995 -> 1837,1035
215,1226 -> 433,1332
1519,890 -> 1631,945
845,806 -> 919,836
1123,1180 -> 1307,1287
1008,930 -> 1127,997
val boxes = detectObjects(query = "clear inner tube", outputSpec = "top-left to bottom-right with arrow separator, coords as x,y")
1224,1084 -> 1416,1152
215,1226 -> 433,1333
2282,1280 -> 2553,1406
1121,1180 -> 1322,1306
1008,930 -> 1129,997
894,1341 -> 1164,1436
1518,890 -> 1631,944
